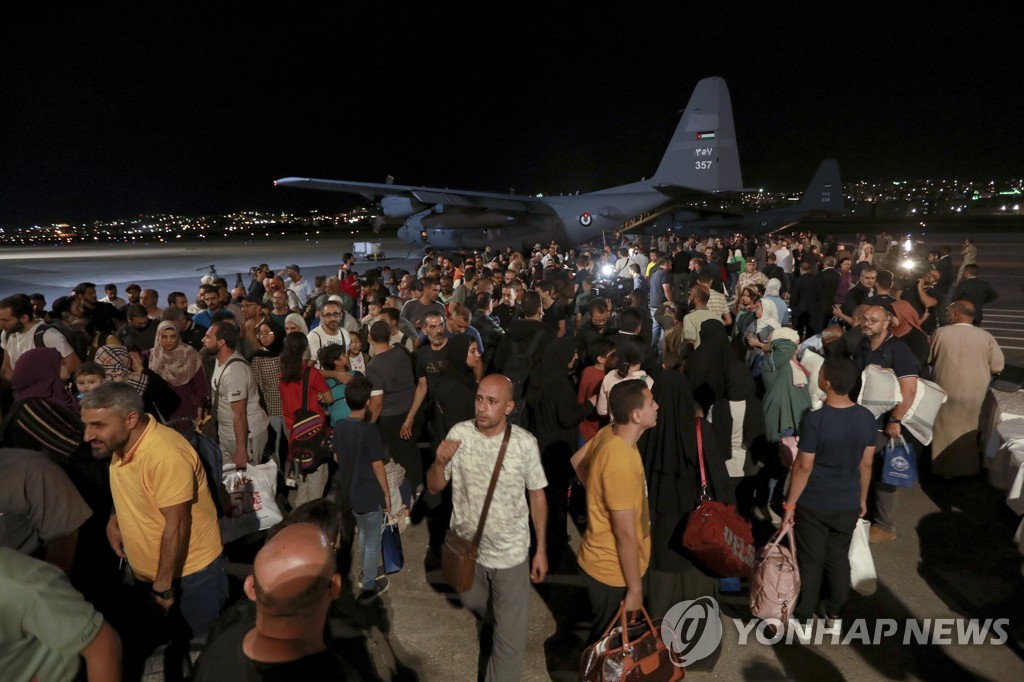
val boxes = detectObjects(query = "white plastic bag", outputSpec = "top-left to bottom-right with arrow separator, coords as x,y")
849,518 -> 877,596
902,378 -> 947,446
223,462 -> 283,531
858,365 -> 902,418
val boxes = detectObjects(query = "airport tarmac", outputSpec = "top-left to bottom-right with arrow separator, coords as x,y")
4,231 -> 1023,680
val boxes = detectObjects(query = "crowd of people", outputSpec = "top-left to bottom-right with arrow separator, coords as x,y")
0,231 -> 1008,680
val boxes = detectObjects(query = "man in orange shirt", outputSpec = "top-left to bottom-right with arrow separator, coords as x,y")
575,379 -> 658,641
82,382 -> 226,639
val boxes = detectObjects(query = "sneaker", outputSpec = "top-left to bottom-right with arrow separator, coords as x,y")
357,576 -> 390,604
868,524 -> 896,543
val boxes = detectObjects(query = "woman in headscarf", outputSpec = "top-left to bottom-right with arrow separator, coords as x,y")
707,360 -> 770,522
744,294 -> 779,383
284,312 -> 308,335
531,336 -> 596,568
252,319 -> 286,467
851,243 -> 875,279
750,327 -> 812,517
2,348 -> 84,459
3,348 -> 118,608
727,249 -> 746,295
890,299 -> 929,376
149,321 -> 208,421
731,285 -> 761,360
640,369 -> 733,629
94,343 -> 181,420
763,278 -> 789,326
684,319 -> 732,415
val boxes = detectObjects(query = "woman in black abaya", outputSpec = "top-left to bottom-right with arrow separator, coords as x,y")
639,369 -> 734,624
684,318 -> 732,415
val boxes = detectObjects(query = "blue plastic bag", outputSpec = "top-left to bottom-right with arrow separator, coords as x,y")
381,522 -> 404,574
881,438 -> 917,488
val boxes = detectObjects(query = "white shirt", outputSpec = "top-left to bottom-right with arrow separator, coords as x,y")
211,353 -> 269,446
307,326 -> 351,368
287,277 -> 316,306
775,247 -> 794,274
0,321 -> 74,370
99,295 -> 128,309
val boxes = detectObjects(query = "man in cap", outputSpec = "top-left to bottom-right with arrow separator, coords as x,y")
124,283 -> 142,307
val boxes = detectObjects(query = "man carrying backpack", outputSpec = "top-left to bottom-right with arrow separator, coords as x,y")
203,321 -> 269,469
1,294 -> 82,382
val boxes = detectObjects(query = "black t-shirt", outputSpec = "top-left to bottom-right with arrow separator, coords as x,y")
854,334 -> 920,378
415,340 -> 458,394
797,404 -> 879,512
542,301 -> 567,332
334,418 -> 386,514
191,616 -> 356,682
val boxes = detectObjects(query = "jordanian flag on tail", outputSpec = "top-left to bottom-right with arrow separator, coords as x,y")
696,131 -> 716,140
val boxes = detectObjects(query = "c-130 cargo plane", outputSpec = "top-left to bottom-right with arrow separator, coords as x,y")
276,77 -> 746,250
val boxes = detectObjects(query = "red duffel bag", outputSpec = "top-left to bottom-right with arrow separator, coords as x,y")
681,419 -> 757,577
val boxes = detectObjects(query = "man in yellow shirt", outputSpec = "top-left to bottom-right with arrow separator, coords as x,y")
82,383 -> 226,639
576,379 -> 658,641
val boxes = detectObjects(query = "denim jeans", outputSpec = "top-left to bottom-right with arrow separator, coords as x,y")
650,307 -> 664,352
355,509 -> 384,591
179,554 -> 228,638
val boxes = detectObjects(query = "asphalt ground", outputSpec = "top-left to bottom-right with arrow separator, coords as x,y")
4,229 -> 1022,680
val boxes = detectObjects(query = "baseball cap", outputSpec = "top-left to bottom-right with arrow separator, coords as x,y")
244,292 -> 263,304
126,283 -> 141,292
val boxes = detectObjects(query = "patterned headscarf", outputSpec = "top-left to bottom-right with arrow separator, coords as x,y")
149,321 -> 203,386
94,345 -> 149,394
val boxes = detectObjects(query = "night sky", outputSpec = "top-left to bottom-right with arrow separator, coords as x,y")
2,4 -> 1021,228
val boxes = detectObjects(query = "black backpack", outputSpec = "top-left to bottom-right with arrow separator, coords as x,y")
500,329 -> 546,427
34,321 -> 86,361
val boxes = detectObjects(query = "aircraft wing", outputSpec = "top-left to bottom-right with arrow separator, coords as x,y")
274,177 -> 555,215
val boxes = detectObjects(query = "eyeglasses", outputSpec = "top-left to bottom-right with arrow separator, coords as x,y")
322,312 -> 341,318
256,329 -> 274,337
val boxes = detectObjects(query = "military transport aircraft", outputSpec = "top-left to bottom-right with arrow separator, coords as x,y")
658,158 -> 844,236
275,76 -> 745,250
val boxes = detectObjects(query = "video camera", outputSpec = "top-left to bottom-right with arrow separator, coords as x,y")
591,263 -> 635,310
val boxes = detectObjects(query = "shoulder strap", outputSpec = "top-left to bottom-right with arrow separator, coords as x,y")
213,356 -> 248,409
472,425 -> 513,547
695,418 -> 710,501
301,366 -> 311,412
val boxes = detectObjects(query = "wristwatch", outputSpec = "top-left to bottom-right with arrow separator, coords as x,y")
151,586 -> 175,600
887,416 -> 902,424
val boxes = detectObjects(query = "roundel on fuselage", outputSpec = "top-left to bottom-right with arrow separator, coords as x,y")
579,212 -> 592,226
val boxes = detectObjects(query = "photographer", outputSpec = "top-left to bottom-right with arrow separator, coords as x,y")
247,263 -> 270,300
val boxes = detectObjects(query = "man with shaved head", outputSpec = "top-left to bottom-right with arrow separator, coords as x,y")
852,304 -> 920,544
191,523 -> 347,680
428,374 -> 548,681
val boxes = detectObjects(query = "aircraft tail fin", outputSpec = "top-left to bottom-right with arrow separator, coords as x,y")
650,77 -> 742,192
797,159 -> 844,212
